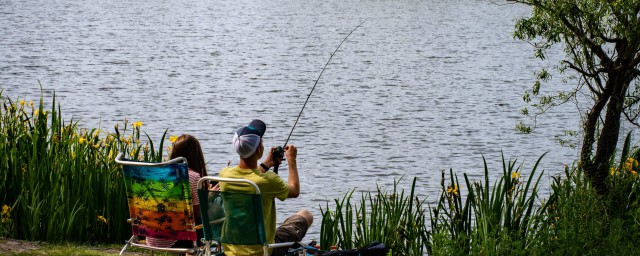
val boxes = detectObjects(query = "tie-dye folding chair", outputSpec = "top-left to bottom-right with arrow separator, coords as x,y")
197,176 -> 295,256
115,153 -> 203,256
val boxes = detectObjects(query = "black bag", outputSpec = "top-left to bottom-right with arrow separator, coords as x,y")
317,242 -> 387,256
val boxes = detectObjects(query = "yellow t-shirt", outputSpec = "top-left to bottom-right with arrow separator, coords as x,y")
219,165 -> 289,256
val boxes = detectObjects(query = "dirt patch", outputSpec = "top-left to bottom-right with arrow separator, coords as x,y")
0,238 -> 42,254
0,238 -> 162,255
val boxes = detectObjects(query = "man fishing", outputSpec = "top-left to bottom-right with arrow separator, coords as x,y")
219,119 -> 313,256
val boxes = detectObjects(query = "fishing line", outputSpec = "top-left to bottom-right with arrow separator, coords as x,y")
273,21 -> 365,173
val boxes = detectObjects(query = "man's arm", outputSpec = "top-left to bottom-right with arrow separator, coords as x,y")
285,145 -> 300,198
260,145 -> 300,197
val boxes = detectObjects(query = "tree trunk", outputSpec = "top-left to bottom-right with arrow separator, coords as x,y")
581,70 -> 634,195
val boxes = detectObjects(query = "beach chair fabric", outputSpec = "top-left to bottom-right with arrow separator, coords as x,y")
197,176 -> 294,256
116,153 -> 201,255
123,162 -> 196,241
198,189 -> 266,245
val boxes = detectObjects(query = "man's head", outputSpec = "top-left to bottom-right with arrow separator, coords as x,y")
232,119 -> 266,159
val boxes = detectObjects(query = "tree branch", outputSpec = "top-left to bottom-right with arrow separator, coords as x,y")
623,110 -> 640,128
631,53 -> 640,68
599,34 -> 622,43
564,60 -> 598,78
560,16 -> 612,65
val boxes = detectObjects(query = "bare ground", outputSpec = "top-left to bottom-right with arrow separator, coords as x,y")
0,238 -> 135,255
0,238 -> 41,255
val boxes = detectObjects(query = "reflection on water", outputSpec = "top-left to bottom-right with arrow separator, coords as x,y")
1,0 -> 618,239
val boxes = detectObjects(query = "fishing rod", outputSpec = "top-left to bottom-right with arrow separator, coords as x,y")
272,21 -> 365,174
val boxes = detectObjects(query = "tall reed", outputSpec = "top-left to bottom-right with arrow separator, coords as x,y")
320,177 -> 430,255
0,90 -> 167,243
430,154 -> 547,255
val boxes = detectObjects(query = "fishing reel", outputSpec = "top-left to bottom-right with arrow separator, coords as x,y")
272,146 -> 284,174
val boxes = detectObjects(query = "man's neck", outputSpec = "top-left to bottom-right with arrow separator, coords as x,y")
238,157 -> 258,170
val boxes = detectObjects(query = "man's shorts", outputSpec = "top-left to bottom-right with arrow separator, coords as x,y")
272,214 -> 310,255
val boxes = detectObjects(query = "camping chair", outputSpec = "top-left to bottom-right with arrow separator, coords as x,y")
115,153 -> 203,256
197,176 -> 295,256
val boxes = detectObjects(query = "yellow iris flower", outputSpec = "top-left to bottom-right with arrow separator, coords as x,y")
97,215 -> 108,224
447,185 -> 459,196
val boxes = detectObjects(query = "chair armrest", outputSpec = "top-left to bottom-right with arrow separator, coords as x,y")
267,242 -> 296,249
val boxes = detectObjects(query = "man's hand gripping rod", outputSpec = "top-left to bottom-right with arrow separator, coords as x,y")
272,21 -> 365,174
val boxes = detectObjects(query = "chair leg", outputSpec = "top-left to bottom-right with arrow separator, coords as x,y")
119,235 -> 135,256
205,241 -> 211,256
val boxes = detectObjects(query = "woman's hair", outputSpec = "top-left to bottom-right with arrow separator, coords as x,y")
169,134 -> 207,178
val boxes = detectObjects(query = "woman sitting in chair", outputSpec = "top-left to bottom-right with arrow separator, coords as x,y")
146,134 -> 206,249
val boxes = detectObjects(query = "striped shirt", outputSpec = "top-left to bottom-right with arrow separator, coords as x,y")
146,168 -> 201,248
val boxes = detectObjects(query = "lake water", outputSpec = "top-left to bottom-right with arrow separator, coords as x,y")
2,0 -> 633,240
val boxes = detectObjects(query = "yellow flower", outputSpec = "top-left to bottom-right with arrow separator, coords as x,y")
632,170 -> 638,178
611,167 -> 617,176
169,135 -> 178,143
34,109 -> 40,116
97,215 -> 108,224
511,172 -> 521,179
78,137 -> 87,144
29,101 -> 34,107
19,100 -> 25,106
132,121 -> 143,128
2,205 -> 10,215
446,185 -> 459,196
624,158 -> 638,172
